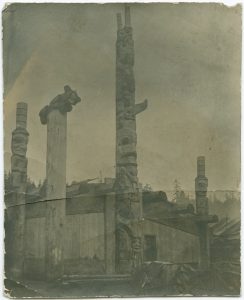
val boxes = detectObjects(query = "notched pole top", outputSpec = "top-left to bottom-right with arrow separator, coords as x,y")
117,5 -> 131,30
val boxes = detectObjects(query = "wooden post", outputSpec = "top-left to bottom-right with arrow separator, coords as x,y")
6,103 -> 29,280
115,5 -> 147,273
198,223 -> 210,269
39,86 -> 81,280
104,193 -> 116,274
195,156 -> 210,270
45,109 -> 67,280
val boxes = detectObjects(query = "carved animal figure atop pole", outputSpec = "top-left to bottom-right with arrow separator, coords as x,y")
39,85 -> 81,280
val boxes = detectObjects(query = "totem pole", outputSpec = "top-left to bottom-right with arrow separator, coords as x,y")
8,102 -> 29,279
39,85 -> 81,280
114,6 -> 148,273
195,156 -> 210,270
11,103 -> 29,193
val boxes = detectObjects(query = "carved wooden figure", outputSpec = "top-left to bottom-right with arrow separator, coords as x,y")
115,6 -> 147,273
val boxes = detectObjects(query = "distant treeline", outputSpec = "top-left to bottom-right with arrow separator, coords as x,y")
5,172 -> 240,221
173,188 -> 240,221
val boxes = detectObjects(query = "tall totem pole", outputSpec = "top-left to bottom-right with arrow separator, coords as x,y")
195,156 -> 210,270
7,102 -> 29,279
114,6 -> 148,273
39,85 -> 81,280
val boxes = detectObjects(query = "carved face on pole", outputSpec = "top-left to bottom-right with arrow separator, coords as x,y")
11,128 -> 28,157
118,167 -> 130,188
64,85 -> 81,106
11,155 -> 27,172
124,106 -> 135,120
68,90 -> 81,106
195,176 -> 208,196
118,128 -> 137,160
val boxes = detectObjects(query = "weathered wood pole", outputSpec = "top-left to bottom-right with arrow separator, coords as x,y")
195,156 -> 210,270
6,102 -> 29,280
39,86 -> 81,280
104,193 -> 116,274
114,5 -> 148,273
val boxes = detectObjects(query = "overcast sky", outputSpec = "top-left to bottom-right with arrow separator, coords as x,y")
3,3 -> 241,192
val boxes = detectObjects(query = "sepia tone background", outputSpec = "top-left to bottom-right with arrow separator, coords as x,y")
3,3 -> 241,192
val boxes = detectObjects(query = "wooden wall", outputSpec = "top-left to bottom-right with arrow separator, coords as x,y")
18,195 -> 199,278
64,213 -> 105,275
23,196 -> 106,278
64,213 -> 104,260
24,217 -> 45,279
142,220 -> 199,263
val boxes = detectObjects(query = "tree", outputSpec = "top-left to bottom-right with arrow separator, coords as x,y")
26,177 -> 37,194
172,179 -> 181,202
39,179 -> 47,197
